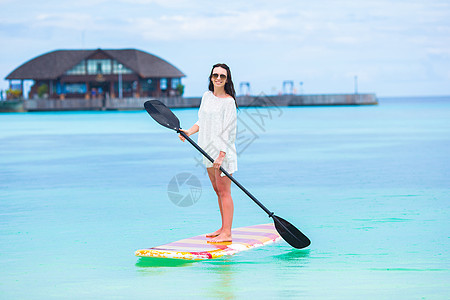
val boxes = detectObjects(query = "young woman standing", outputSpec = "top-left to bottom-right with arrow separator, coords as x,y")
179,63 -> 238,243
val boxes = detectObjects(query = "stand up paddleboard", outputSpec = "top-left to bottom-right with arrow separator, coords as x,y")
135,223 -> 281,260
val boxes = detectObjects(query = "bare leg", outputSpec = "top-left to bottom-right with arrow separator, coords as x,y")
206,167 -> 223,237
209,168 -> 233,243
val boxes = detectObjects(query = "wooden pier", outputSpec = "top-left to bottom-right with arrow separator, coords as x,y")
1,93 -> 377,112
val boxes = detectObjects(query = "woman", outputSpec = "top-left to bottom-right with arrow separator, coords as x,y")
179,63 -> 238,243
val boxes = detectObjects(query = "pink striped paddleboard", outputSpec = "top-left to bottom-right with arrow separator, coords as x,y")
135,223 -> 281,260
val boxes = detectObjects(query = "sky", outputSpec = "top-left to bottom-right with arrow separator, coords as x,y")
0,0 -> 449,97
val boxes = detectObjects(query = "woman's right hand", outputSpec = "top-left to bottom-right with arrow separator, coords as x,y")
178,129 -> 189,142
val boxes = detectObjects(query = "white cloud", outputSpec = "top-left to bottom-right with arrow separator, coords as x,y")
33,13 -> 95,30
130,10 -> 283,41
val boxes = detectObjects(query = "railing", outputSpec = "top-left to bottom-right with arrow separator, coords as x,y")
25,98 -> 104,111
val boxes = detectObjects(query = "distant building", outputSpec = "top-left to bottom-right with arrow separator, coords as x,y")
5,48 -> 185,99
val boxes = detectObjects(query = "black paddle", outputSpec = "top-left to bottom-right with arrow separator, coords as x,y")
144,100 -> 311,249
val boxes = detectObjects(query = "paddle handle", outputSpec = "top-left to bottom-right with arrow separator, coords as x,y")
179,131 -> 274,218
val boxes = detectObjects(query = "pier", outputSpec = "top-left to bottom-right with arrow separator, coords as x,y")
1,93 -> 377,112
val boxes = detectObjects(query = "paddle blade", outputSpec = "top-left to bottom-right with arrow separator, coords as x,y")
273,215 -> 311,249
144,100 -> 180,131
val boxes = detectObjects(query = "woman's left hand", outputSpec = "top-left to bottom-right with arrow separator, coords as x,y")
213,153 -> 225,170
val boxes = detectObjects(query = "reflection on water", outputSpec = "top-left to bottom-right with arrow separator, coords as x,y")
135,255 -> 240,299
203,258 -> 237,300
135,257 -> 196,268
273,249 -> 311,262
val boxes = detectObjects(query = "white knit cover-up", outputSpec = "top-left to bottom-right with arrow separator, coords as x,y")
195,91 -> 238,176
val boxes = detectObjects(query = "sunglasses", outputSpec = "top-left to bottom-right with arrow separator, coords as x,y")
212,73 -> 227,80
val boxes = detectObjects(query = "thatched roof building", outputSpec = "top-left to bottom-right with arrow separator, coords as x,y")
6,48 -> 185,99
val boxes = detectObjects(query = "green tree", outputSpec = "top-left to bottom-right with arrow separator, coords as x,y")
6,89 -> 22,99
176,84 -> 185,96
37,84 -> 49,98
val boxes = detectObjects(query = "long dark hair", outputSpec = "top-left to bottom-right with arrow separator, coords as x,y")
208,63 -> 238,108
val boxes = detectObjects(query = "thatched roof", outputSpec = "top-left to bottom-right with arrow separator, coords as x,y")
6,49 -> 186,80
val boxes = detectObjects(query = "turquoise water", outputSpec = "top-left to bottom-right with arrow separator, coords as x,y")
1,97 -> 449,299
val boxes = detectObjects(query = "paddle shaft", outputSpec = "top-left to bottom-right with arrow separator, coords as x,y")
179,130 -> 274,218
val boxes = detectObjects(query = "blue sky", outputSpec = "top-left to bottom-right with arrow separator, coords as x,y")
1,0 -> 449,97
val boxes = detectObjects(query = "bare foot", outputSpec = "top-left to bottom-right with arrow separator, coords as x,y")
207,233 -> 232,243
206,229 -> 222,238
